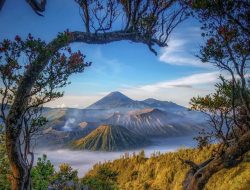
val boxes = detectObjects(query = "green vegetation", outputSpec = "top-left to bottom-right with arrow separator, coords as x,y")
83,147 -> 250,190
50,163 -> 79,190
0,127 -> 11,190
31,154 -> 54,190
31,157 -> 80,190
205,161 -> 250,190
82,167 -> 119,190
72,125 -> 149,151
0,145 -> 80,190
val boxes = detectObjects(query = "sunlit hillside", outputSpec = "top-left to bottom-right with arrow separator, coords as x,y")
82,146 -> 250,190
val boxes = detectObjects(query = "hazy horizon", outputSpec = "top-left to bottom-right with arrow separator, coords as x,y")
44,91 -> 191,109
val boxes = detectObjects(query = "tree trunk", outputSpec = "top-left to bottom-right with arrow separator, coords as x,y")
5,103 -> 33,190
5,60 -> 47,190
183,131 -> 250,190
6,119 -> 34,189
6,124 -> 30,190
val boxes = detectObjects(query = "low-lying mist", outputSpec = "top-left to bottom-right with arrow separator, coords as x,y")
34,136 -> 197,177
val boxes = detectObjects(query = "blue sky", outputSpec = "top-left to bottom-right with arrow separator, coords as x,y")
0,0 -> 220,108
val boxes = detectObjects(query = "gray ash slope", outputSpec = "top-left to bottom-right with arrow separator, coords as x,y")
104,108 -> 201,137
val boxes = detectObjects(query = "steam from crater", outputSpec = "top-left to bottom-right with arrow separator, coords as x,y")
63,118 -> 76,131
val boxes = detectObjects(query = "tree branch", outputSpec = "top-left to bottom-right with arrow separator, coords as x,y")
25,0 -> 46,16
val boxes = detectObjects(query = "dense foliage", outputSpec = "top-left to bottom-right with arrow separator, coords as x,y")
31,155 -> 54,190
32,157 -> 82,190
50,163 -> 79,189
82,166 -> 119,190
190,78 -> 248,146
0,127 -> 11,190
0,145 -> 81,190
83,148 -> 250,190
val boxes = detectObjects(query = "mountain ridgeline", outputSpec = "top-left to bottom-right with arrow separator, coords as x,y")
38,91 -> 206,151
86,91 -> 146,110
105,108 -> 200,137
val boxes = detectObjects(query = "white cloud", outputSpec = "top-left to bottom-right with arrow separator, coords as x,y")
159,38 -> 206,67
138,72 -> 219,92
158,26 -> 210,68
119,72 -> 220,107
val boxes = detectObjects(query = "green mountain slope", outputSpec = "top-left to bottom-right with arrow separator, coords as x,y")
82,147 -> 250,190
72,124 -> 149,151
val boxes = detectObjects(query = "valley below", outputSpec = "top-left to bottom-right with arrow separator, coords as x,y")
34,136 -> 197,176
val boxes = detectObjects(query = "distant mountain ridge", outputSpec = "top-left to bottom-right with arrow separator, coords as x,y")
105,108 -> 200,137
37,91 -> 206,150
86,91 -> 204,121
142,98 -> 186,112
87,91 -> 188,112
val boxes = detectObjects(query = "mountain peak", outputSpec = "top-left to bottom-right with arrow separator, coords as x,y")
144,98 -> 157,101
87,91 -> 134,109
143,98 -> 159,103
109,91 -> 123,95
107,91 -> 129,98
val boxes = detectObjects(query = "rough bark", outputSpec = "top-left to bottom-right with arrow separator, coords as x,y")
183,130 -> 250,190
5,31 -> 160,190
